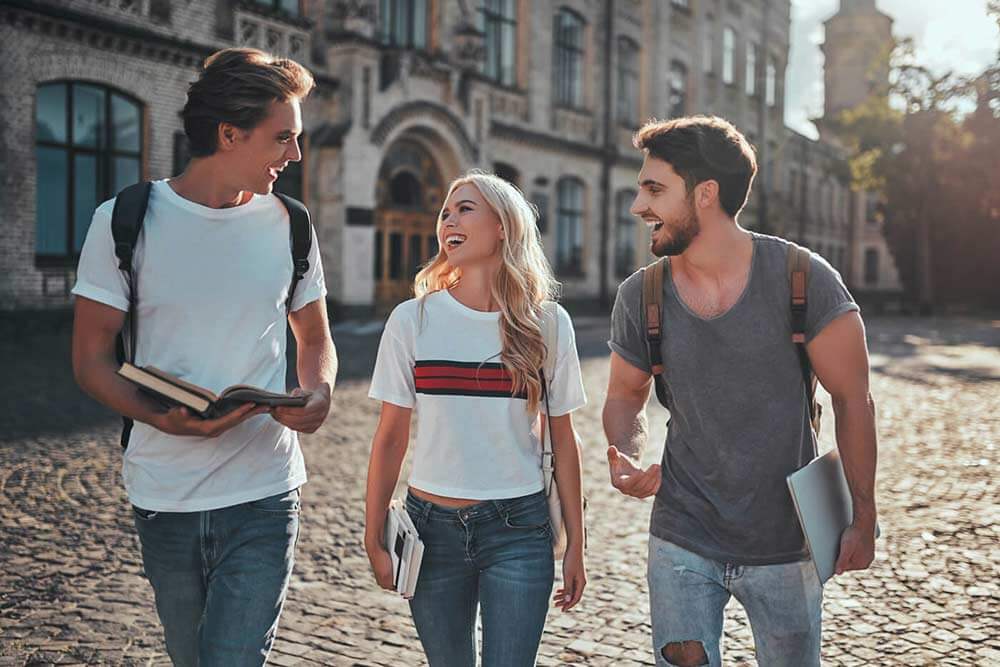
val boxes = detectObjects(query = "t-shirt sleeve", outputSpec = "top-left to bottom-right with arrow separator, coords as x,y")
289,224 -> 328,312
71,200 -> 131,312
542,305 -> 587,416
805,252 -> 860,342
368,305 -> 416,408
607,273 -> 651,373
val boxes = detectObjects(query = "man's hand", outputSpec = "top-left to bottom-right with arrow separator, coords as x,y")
607,445 -> 661,499
270,385 -> 331,434
834,520 -> 876,576
154,402 -> 267,437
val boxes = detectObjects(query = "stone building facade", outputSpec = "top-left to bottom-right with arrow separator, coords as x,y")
0,0 -> 894,315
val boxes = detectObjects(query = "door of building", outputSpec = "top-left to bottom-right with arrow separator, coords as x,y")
374,140 -> 444,308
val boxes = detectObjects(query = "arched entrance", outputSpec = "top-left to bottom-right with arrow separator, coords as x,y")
374,139 -> 446,307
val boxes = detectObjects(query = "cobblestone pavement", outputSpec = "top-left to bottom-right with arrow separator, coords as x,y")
1,314 -> 998,666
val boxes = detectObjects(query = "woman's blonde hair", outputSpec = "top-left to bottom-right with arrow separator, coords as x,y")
414,170 -> 558,412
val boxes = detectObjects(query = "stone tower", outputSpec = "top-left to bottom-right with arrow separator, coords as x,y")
819,0 -> 894,135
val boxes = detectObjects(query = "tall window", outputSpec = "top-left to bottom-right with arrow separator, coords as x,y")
864,248 -> 879,285
617,36 -> 640,126
722,27 -> 735,85
703,17 -> 714,73
556,178 -> 584,275
554,9 -> 585,107
745,42 -> 758,96
766,56 -> 777,107
380,0 -> 427,49
479,0 -> 517,86
253,0 -> 299,16
35,82 -> 142,259
614,190 -> 636,278
669,61 -> 688,118
494,162 -> 520,187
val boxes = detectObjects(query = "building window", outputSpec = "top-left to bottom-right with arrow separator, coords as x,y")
35,81 -> 142,260
614,190 -> 636,279
722,27 -> 735,85
765,56 -> 777,107
671,0 -> 690,8
479,0 -> 517,86
746,42 -> 758,96
864,248 -> 879,285
379,0 -> 428,49
494,162 -> 519,187
556,177 -> 584,275
617,36 -> 640,127
668,61 -> 688,118
253,0 -> 299,16
553,8 -> 585,108
703,17 -> 714,74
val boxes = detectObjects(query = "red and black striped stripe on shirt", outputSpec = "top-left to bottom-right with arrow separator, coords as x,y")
414,360 -> 527,399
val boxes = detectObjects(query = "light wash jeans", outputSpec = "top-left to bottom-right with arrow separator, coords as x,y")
132,488 -> 300,666
405,490 -> 555,667
647,534 -> 822,667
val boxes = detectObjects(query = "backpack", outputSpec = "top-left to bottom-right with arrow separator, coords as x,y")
110,181 -> 313,449
640,243 -> 822,436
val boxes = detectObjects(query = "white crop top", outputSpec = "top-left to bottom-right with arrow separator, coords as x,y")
368,290 -> 587,500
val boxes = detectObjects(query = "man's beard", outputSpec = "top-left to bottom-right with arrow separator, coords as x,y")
651,199 -> 700,257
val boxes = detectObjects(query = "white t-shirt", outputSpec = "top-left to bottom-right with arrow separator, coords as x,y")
72,180 -> 326,512
368,290 -> 587,500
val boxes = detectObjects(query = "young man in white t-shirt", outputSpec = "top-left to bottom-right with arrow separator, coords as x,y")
71,48 -> 337,665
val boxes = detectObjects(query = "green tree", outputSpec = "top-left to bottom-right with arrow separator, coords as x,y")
831,35 -> 1000,312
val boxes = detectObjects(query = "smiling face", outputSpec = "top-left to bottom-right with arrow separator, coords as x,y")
437,182 -> 505,268
223,99 -> 303,195
630,155 -> 702,257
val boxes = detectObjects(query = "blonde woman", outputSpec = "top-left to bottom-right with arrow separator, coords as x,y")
364,171 -> 587,666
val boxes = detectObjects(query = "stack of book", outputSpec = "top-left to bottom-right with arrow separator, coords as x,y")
384,499 -> 424,598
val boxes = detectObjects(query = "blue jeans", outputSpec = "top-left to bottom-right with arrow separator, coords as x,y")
647,534 -> 822,667
405,490 -> 555,667
132,488 -> 300,666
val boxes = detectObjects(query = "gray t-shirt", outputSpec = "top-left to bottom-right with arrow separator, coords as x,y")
609,233 -> 859,565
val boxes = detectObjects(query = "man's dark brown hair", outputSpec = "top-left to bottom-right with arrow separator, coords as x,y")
632,115 -> 757,217
182,48 -> 315,157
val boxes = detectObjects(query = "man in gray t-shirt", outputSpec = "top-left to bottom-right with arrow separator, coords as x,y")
603,116 -> 878,667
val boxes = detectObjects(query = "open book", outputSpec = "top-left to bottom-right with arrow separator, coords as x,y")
384,500 -> 424,598
118,363 -> 307,419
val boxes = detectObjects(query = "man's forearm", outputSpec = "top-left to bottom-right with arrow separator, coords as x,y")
75,356 -> 167,427
295,338 -> 338,394
602,396 -> 648,460
833,392 -> 878,527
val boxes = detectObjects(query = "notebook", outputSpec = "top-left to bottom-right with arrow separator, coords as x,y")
787,448 -> 879,584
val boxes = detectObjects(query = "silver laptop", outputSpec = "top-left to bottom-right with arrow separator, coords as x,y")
787,448 -> 878,584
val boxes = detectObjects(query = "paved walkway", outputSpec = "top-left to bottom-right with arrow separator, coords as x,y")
1,315 -> 998,665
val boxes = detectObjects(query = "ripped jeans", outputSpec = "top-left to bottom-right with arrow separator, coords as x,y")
647,534 -> 822,667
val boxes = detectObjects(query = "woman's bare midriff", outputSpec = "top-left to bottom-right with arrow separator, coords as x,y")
409,486 -> 482,508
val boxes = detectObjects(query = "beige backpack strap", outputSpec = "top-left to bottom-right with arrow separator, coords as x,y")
540,301 -> 559,493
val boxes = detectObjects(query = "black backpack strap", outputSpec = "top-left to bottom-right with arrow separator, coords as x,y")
110,181 -> 152,449
787,242 -> 821,435
641,258 -> 670,409
274,192 -> 312,314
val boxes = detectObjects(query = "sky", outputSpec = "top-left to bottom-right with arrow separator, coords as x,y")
785,0 -> 999,138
